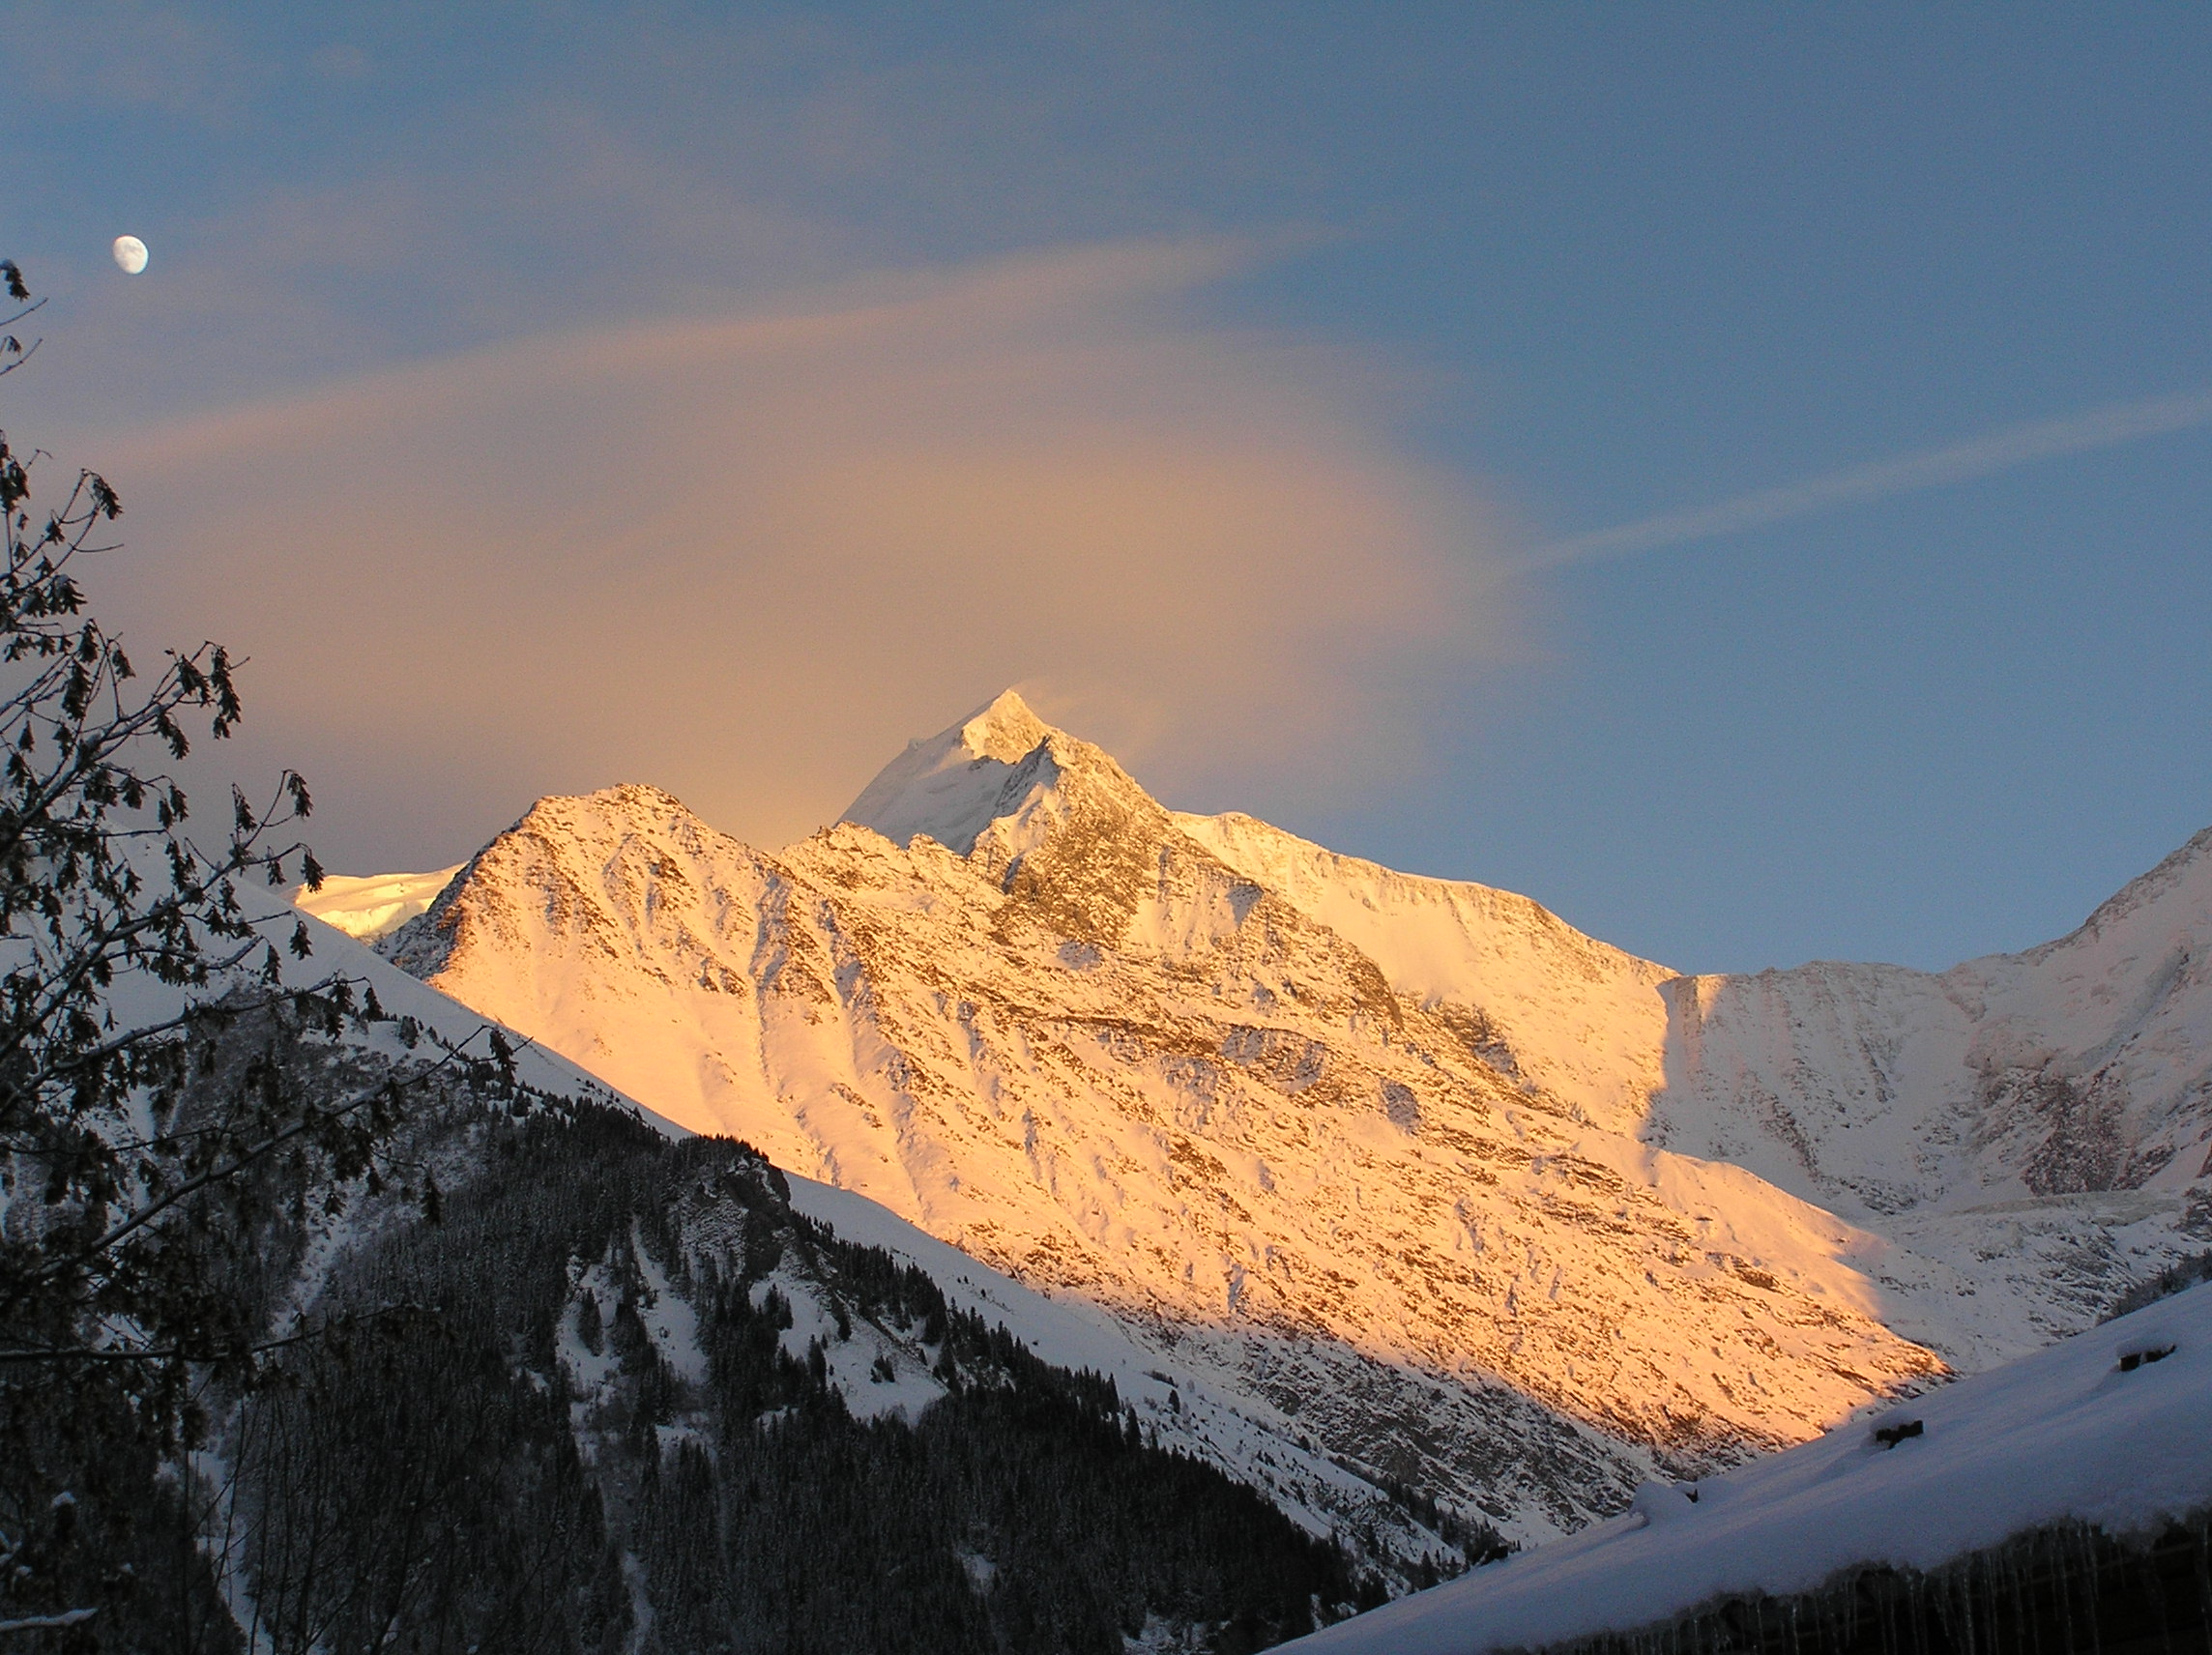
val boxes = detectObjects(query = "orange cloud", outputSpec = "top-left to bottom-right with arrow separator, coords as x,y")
97,239 -> 1510,867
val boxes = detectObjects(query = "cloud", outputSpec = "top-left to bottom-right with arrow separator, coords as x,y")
92,239 -> 1507,869
1522,386 -> 2212,571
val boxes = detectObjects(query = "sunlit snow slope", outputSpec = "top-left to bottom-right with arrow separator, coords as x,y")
352,691 -> 2211,1538
285,899 -> 676,1134
296,865 -> 464,942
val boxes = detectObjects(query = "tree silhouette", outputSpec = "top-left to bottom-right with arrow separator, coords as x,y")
0,260 -> 497,1644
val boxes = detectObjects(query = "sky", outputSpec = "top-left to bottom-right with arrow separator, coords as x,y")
1,2 -> 2207,974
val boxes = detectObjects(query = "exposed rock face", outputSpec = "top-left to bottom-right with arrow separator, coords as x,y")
376,692 -> 2211,1538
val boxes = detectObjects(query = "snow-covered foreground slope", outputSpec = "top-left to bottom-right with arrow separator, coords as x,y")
343,689 -> 2212,1543
1279,1282 -> 2212,1653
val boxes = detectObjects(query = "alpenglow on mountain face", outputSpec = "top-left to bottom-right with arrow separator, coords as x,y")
350,691 -> 2212,1542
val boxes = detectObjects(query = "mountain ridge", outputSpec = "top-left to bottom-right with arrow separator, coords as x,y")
341,691 -> 2208,1540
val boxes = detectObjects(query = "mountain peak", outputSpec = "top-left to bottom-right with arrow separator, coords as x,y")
958,688 -> 1053,764
839,688 -> 1076,856
551,781 -> 695,818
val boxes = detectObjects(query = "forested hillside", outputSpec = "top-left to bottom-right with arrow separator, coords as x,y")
228,1092 -> 1390,1655
9,1016 -> 1397,1653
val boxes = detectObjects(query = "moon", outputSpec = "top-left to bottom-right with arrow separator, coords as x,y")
112,236 -> 149,275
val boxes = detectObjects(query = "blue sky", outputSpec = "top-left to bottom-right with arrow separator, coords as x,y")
3,3 -> 2207,973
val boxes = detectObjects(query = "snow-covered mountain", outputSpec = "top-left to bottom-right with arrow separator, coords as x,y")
352,691 -> 2211,1541
1648,835 -> 2212,1367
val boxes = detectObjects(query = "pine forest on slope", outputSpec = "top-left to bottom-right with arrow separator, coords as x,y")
305,691 -> 2212,1544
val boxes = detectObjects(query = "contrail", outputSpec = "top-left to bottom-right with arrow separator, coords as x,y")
1520,384 -> 2212,572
